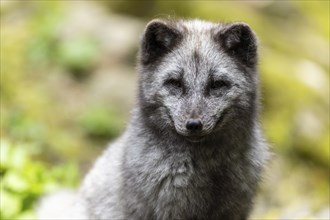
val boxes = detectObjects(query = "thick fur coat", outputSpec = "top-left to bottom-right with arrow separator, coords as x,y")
40,19 -> 269,220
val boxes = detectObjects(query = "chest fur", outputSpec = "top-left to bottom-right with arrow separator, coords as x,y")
122,151 -> 221,219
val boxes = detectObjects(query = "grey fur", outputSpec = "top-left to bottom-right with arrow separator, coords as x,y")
78,19 -> 269,220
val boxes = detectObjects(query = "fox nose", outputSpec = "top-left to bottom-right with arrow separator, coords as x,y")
186,119 -> 203,132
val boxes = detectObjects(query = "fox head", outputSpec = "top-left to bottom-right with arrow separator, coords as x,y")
137,19 -> 259,143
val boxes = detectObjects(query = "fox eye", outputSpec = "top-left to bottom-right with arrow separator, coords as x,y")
164,78 -> 182,88
210,80 -> 230,90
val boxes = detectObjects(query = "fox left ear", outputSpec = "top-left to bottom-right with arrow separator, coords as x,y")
216,22 -> 258,68
140,19 -> 182,65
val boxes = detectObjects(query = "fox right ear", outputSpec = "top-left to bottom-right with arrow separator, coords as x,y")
140,20 -> 182,65
216,22 -> 258,68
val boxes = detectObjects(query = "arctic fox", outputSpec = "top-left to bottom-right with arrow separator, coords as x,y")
39,19 -> 269,220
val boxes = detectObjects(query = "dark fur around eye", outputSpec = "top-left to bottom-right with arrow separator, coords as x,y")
210,80 -> 231,90
164,78 -> 183,88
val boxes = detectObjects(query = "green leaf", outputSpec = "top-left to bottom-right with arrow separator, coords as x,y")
0,190 -> 21,219
3,171 -> 29,192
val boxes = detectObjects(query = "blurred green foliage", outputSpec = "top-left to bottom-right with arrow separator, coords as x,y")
79,106 -> 125,140
0,1 -> 329,219
55,36 -> 99,80
0,140 -> 78,219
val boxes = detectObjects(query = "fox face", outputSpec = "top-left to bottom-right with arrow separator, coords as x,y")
138,19 -> 259,142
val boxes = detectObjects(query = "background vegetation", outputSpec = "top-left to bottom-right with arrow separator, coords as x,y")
1,1 -> 329,219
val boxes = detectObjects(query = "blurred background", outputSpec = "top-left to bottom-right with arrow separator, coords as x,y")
0,1 -> 329,219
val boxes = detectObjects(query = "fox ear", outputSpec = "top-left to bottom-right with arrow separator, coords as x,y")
216,22 -> 258,68
140,20 -> 182,65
